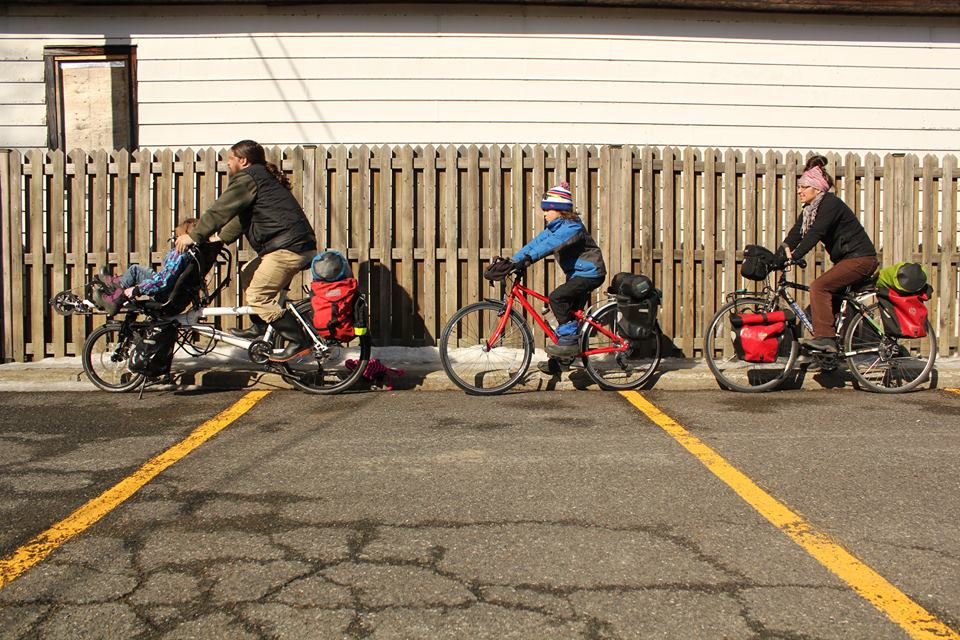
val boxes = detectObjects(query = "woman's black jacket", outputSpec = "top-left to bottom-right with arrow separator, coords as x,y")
783,192 -> 876,263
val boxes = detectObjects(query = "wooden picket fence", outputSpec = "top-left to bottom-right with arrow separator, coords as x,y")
0,145 -> 957,362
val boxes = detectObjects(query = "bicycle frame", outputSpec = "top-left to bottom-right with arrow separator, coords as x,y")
728,268 -> 885,357
115,285 -> 328,366
486,275 -> 627,357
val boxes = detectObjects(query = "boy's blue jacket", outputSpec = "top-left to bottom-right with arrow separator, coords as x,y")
511,217 -> 606,280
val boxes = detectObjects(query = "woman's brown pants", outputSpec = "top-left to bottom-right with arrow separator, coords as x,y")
809,256 -> 879,337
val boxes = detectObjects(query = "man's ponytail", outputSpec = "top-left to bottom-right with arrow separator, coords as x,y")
265,162 -> 292,190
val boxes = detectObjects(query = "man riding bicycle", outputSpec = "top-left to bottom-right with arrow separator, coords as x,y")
175,139 -> 317,360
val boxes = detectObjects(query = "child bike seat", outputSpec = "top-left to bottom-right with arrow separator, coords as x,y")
138,241 -> 226,317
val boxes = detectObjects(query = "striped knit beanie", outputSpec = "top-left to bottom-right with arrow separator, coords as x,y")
541,182 -> 573,211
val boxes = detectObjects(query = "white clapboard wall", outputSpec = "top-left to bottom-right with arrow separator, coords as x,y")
1,5 -> 959,153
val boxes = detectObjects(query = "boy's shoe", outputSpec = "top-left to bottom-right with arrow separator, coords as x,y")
99,288 -> 128,315
800,336 -> 838,353
555,320 -> 580,345
537,358 -> 563,376
537,357 -> 575,376
94,274 -> 122,294
545,341 -> 579,357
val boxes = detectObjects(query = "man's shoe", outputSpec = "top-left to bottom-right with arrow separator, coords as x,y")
231,324 -> 266,339
800,336 -> 838,353
270,341 -> 311,361
267,311 -> 313,361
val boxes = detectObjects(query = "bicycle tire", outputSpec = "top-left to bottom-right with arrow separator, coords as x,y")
843,303 -> 937,394
81,323 -> 145,392
284,331 -> 372,395
439,301 -> 534,395
704,296 -> 799,393
580,302 -> 662,390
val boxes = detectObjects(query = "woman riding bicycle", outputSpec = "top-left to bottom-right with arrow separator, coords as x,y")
780,155 -> 878,353
509,182 -> 606,372
175,139 -> 317,360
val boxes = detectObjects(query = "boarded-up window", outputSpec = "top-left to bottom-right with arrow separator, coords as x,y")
45,46 -> 138,151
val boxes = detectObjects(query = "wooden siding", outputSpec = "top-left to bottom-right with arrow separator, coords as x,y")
1,6 -> 959,152
11,0 -> 960,15
1,144 -> 957,363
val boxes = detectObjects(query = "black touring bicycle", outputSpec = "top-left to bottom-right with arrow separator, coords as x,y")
51,242 -> 371,395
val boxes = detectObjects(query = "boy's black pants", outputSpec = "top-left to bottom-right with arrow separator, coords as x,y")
549,276 -> 605,324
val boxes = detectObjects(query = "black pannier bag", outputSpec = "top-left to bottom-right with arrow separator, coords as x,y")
128,320 -> 180,377
741,245 -> 777,281
607,273 -> 660,341
730,309 -> 795,363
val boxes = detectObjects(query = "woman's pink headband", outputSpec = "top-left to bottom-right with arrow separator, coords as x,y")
799,166 -> 830,192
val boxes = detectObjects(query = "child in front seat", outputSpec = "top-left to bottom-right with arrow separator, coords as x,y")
510,183 -> 606,373
94,218 -> 204,315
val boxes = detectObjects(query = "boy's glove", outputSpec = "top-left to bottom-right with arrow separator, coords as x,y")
483,256 -> 516,281
512,256 -> 533,273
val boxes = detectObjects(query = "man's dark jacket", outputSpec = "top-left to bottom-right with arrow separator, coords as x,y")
191,164 -> 316,256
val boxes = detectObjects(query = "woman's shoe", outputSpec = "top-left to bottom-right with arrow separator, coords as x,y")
800,336 -> 838,353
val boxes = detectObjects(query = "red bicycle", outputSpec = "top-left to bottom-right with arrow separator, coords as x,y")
439,261 -> 662,395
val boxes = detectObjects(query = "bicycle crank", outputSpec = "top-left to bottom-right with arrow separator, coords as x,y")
248,339 -> 273,364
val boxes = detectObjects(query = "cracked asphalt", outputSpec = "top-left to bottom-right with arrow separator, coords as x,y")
0,389 -> 957,639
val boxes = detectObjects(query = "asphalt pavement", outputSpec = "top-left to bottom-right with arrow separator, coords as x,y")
1,346 -> 958,393
1,390 -> 958,639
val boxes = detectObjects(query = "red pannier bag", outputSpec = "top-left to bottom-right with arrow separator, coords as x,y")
876,287 -> 929,338
730,309 -> 795,363
310,278 -> 359,341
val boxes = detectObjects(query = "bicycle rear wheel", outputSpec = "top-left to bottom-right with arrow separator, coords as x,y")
843,303 -> 937,393
82,323 -> 145,392
282,300 -> 371,394
580,302 -> 661,390
704,297 -> 799,393
439,301 -> 534,395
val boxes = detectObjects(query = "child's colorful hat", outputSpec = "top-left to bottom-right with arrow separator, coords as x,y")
541,182 -> 573,211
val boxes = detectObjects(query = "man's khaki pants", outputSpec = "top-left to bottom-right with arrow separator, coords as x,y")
240,249 -> 314,323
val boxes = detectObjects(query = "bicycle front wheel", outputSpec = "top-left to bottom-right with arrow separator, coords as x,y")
581,302 -> 662,390
843,303 -> 937,393
704,297 -> 799,393
439,301 -> 534,395
82,323 -> 145,392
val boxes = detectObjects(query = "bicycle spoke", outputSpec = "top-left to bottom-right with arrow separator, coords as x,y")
440,302 -> 532,394
581,303 -> 660,390
704,297 -> 799,393
844,302 -> 936,393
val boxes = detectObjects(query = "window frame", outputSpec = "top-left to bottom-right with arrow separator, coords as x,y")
43,45 -> 139,151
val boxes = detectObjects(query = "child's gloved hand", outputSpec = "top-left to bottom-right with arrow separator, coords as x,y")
512,256 -> 533,272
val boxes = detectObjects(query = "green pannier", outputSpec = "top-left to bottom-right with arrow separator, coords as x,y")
875,262 -> 927,294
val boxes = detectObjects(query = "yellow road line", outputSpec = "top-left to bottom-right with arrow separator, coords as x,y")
946,388 -> 960,397
620,390 -> 960,640
0,390 -> 271,589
